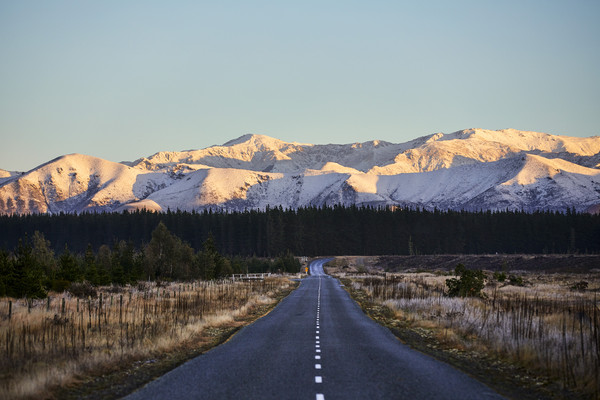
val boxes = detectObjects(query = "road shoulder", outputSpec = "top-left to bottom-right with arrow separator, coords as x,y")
53,280 -> 299,400
340,277 -> 580,400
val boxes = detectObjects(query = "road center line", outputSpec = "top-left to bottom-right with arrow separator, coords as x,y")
315,272 -> 324,400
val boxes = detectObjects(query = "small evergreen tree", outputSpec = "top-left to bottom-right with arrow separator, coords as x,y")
31,231 -> 56,286
57,245 -> 81,283
446,264 -> 486,298
145,222 -> 177,279
0,249 -> 16,297
96,245 -> 112,285
83,244 -> 100,285
14,238 -> 47,298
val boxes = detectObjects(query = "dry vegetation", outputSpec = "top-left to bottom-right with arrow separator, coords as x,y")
0,277 -> 296,399
331,258 -> 600,399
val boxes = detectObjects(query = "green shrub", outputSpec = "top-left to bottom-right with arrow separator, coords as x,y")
446,264 -> 486,298
68,282 -> 97,298
51,279 -> 71,293
493,271 -> 507,282
570,281 -> 588,291
507,274 -> 524,286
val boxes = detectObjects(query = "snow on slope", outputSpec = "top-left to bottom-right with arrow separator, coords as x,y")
129,129 -> 600,176
0,169 -> 22,185
115,199 -> 163,213
1,129 -> 599,215
130,135 -> 312,173
130,134 -> 406,174
136,153 -> 600,213
144,168 -> 281,211
0,154 -> 141,214
0,154 -> 181,214
369,129 -> 600,175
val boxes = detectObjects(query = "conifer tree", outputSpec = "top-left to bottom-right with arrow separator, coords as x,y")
83,244 -> 99,285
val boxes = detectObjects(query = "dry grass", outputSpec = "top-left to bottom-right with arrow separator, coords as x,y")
341,271 -> 600,398
0,277 -> 295,400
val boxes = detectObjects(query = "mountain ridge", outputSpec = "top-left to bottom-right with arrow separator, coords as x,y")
1,128 -> 599,215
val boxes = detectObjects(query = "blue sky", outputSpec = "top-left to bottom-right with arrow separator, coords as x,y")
1,1 -> 599,171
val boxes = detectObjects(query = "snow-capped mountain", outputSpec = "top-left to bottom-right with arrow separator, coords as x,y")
1,129 -> 599,215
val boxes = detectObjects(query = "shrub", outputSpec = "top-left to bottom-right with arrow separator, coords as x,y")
507,274 -> 524,286
445,264 -> 486,298
67,281 -> 97,298
51,279 -> 71,293
493,271 -> 507,282
571,281 -> 589,291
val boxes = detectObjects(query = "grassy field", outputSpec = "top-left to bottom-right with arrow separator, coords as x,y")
328,256 -> 600,399
0,277 -> 298,400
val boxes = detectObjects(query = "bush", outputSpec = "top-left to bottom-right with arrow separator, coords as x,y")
446,264 -> 486,298
493,271 -> 507,282
68,282 -> 97,298
571,281 -> 589,291
507,274 -> 524,286
51,279 -> 71,293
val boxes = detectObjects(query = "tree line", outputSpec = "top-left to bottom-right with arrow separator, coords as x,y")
0,206 -> 598,257
0,222 -> 301,299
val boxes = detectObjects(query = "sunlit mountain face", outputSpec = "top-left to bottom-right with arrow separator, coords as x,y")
1,128 -> 600,215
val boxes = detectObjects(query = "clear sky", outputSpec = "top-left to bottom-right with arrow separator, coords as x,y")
1,1 -> 599,171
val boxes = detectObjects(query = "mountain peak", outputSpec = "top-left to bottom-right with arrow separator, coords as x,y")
223,134 -> 281,147
222,134 -> 258,146
2,128 -> 600,215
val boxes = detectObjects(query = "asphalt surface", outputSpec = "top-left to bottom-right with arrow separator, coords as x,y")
125,259 -> 505,400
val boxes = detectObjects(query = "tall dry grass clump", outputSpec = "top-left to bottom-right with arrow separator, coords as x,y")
0,277 -> 294,399
347,272 -> 600,398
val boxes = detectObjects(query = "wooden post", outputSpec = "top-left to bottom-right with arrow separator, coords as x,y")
8,300 -> 11,320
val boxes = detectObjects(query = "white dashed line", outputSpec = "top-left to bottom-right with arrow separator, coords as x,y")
315,274 -> 325,400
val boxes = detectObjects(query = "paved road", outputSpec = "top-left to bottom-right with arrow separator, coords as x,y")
125,259 -> 505,400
